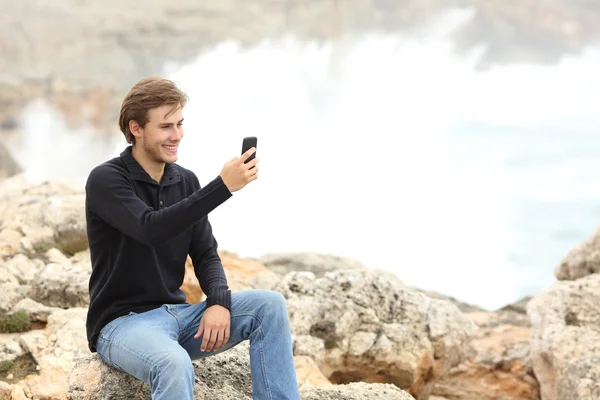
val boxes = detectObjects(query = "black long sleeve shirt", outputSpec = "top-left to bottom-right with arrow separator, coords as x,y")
85,146 -> 233,352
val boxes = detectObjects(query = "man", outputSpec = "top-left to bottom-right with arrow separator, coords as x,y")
85,76 -> 300,399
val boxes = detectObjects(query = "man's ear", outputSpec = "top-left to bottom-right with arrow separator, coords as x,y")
129,120 -> 143,142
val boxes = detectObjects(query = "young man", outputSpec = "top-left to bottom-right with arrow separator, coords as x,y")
84,76 -> 301,399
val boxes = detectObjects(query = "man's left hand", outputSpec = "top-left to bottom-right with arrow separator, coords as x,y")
194,304 -> 231,352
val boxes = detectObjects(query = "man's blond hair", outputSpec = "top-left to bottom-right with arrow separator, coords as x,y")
118,77 -> 188,145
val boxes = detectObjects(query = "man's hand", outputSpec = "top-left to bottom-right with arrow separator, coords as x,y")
219,147 -> 259,193
194,304 -> 231,352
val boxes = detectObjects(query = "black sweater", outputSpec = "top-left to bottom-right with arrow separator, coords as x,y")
85,146 -> 233,352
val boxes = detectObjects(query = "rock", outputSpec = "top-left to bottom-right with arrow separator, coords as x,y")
0,175 -> 88,255
181,256 -> 203,304
299,381 -> 416,399
66,354 -> 151,400
18,308 -> 88,400
498,296 -> 532,315
0,229 -> 22,259
528,273 -> 600,400
416,288 -> 486,313
0,143 -> 21,181
273,269 -> 477,399
10,384 -> 27,400
431,311 -> 539,399
554,226 -> 600,280
66,340 -> 415,400
2,254 -> 44,285
30,261 -> 90,308
0,282 -> 30,314
259,252 -> 367,278
11,298 -> 61,323
0,334 -> 23,364
0,381 -> 12,400
222,251 -> 281,291
67,342 -> 253,399
294,355 -> 332,387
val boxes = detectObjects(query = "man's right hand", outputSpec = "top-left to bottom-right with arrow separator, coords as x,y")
219,147 -> 259,193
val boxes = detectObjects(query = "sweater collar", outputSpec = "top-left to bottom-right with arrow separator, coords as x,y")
120,146 -> 180,187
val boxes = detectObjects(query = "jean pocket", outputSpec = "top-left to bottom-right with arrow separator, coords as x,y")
99,311 -> 137,341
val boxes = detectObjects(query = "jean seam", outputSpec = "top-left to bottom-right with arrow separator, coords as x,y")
258,325 -> 272,400
165,306 -> 182,340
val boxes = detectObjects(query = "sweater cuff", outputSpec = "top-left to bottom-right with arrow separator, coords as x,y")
213,175 -> 233,197
206,289 -> 231,310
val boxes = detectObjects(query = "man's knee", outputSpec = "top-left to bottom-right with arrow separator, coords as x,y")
150,348 -> 194,378
259,290 -> 288,315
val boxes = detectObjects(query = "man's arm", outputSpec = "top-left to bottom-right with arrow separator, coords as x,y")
189,217 -> 231,310
86,164 -> 232,247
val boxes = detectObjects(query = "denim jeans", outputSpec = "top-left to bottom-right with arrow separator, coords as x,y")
96,289 -> 301,400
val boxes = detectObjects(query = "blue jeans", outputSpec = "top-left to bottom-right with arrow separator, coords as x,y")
96,289 -> 301,400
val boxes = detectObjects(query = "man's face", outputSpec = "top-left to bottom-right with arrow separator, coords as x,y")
137,104 -> 184,164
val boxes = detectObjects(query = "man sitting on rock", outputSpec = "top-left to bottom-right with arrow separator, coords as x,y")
84,76 -> 300,399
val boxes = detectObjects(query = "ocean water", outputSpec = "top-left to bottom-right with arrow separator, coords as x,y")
9,9 -> 600,310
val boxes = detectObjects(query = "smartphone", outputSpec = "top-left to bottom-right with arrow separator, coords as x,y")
241,136 -> 257,169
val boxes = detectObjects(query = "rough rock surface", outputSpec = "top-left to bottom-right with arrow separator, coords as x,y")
0,174 -> 87,255
0,143 -> 20,180
554,225 -> 600,280
67,340 -> 415,400
299,381 -> 416,400
259,252 -> 367,278
431,307 -> 539,399
528,273 -> 600,400
30,261 -> 90,308
273,269 -> 477,399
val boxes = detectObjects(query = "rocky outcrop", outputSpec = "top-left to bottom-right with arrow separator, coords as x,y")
527,273 -> 600,400
259,252 -> 367,278
66,341 -> 416,400
554,225 -> 600,280
0,143 -> 20,180
300,381 -> 416,400
431,308 -> 539,399
273,269 -> 477,399
0,174 -> 87,256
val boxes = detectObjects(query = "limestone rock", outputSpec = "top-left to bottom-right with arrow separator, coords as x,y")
0,282 -> 30,314
30,261 -> 90,308
0,229 -> 23,259
11,298 -> 61,323
259,252 -> 367,278
294,355 -> 332,387
273,269 -> 477,399
528,273 -> 600,400
299,381 -> 416,399
431,310 -> 539,399
1,254 -> 44,285
0,381 -> 12,400
554,226 -> 600,280
0,174 -> 87,256
18,308 -> 88,400
0,143 -> 21,181
67,342 -> 253,399
0,334 -> 23,364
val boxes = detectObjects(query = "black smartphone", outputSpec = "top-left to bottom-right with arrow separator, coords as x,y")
241,136 -> 257,169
